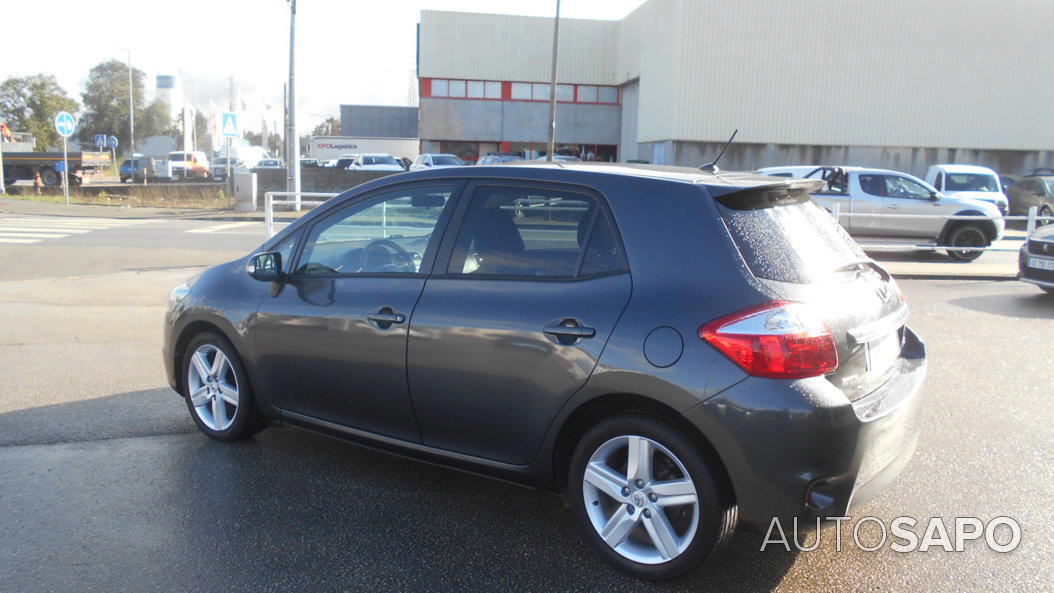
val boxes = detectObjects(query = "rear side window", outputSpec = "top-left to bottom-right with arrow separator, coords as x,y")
447,185 -> 625,278
719,190 -> 865,283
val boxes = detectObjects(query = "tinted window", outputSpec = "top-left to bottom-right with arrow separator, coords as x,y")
944,173 -> 999,192
271,229 -> 303,274
885,175 -> 932,199
432,155 -> 463,165
296,185 -> 455,276
720,192 -> 866,284
447,186 -> 621,278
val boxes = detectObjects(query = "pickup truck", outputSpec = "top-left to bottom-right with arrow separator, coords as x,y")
757,166 -> 1004,261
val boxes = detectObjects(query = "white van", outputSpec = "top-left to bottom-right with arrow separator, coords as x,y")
924,164 -> 1008,214
167,150 -> 211,180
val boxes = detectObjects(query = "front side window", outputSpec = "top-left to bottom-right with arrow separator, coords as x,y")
296,185 -> 456,276
447,186 -> 624,278
885,176 -> 933,199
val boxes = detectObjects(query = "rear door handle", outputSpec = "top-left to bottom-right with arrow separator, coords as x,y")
368,307 -> 406,329
886,203 -> 900,209
544,319 -> 596,344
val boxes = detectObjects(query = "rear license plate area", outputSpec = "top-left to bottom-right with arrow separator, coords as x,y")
865,330 -> 901,373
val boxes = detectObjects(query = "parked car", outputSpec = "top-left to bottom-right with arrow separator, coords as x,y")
351,153 -> 405,171
1005,175 -> 1054,220
757,166 -> 1005,261
255,159 -> 284,169
410,153 -> 466,171
163,163 -> 927,580
335,155 -> 359,169
924,164 -> 1008,214
210,157 -> 244,182
120,155 -> 172,183
300,158 -> 320,168
1018,223 -> 1054,293
167,150 -> 210,180
476,152 -> 525,165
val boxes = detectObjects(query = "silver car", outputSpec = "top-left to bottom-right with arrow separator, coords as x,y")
757,166 -> 1005,261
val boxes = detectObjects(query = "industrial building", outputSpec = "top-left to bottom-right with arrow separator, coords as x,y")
417,0 -> 1054,175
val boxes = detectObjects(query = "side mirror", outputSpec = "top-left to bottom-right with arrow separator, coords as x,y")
248,252 -> 283,282
929,191 -> 939,201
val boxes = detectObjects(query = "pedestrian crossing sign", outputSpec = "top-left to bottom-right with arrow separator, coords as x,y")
222,112 -> 238,138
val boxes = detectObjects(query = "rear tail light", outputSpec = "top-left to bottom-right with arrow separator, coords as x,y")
698,301 -> 838,379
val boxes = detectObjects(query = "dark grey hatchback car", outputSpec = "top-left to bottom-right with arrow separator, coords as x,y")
164,163 -> 927,579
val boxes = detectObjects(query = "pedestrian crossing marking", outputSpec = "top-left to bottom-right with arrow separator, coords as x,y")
0,215 -> 155,245
187,221 -> 258,234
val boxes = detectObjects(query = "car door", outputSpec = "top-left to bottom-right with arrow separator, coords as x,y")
848,172 -> 889,237
406,181 -> 632,465
249,182 -> 463,442
878,174 -> 944,239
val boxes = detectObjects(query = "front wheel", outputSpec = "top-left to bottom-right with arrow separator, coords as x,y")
1038,205 -> 1053,227
946,223 -> 988,262
181,332 -> 268,441
566,415 -> 736,580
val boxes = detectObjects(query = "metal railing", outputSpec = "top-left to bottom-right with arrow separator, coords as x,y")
829,204 -> 1052,253
263,191 -> 339,237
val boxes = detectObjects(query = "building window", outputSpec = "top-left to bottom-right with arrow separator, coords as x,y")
423,78 -> 619,105
510,82 -> 531,100
597,86 -> 619,104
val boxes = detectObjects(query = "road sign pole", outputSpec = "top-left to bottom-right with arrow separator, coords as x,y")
0,140 -> 6,195
62,137 -> 69,204
226,137 -> 232,208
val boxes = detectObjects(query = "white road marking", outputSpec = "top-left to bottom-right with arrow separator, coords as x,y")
186,221 -> 259,234
0,231 -> 68,238
0,216 -> 158,246
0,237 -> 41,244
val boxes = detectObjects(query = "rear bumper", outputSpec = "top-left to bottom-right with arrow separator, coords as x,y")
683,327 -> 927,530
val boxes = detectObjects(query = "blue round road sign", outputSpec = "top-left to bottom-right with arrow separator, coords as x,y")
55,111 -> 76,138
108,135 -> 119,149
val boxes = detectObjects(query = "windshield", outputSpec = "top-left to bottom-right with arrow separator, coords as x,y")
432,155 -> 463,165
719,191 -> 866,283
168,153 -> 189,161
944,173 -> 999,192
363,156 -> 398,166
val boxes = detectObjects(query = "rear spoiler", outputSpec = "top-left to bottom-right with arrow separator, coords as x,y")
710,179 -> 825,210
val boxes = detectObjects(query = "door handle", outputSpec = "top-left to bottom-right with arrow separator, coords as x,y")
886,203 -> 900,209
367,307 -> 406,329
544,319 -> 596,345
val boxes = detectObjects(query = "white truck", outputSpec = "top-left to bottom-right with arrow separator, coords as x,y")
757,166 -> 1004,261
924,164 -> 1009,215
309,136 -> 419,163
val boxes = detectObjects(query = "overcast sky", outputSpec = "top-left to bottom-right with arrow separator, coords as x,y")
2,0 -> 645,130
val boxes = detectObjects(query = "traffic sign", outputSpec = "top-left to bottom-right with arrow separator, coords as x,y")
222,112 -> 238,138
55,111 -> 76,138
108,136 -> 119,149
94,134 -> 106,148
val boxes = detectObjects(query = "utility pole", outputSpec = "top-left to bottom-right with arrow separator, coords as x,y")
121,48 -> 134,154
0,140 -> 6,194
287,0 -> 301,210
546,0 -> 561,162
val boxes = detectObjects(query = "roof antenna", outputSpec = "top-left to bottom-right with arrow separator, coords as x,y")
699,128 -> 738,173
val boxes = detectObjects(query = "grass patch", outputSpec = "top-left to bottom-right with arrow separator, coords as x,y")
3,185 -> 231,210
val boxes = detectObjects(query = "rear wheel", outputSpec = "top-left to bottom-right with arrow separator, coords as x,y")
39,168 -> 59,187
181,332 -> 268,441
946,223 -> 987,262
566,414 -> 736,580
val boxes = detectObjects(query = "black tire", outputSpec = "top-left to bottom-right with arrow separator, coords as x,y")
1038,205 -> 1053,227
566,414 -> 736,581
120,175 -> 129,183
39,168 -> 59,187
946,223 -> 988,262
180,331 -> 268,441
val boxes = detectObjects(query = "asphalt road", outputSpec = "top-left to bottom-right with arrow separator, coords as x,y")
0,212 -> 1051,592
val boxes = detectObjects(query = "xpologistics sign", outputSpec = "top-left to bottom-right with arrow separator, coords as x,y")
761,516 -> 1022,553
317,143 -> 358,150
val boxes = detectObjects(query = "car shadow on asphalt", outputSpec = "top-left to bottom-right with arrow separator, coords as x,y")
950,290 -> 1054,319
0,388 -> 800,593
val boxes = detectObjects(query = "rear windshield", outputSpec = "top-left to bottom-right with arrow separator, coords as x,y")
433,155 -> 463,165
945,173 -> 999,192
718,190 -> 866,283
363,156 -> 398,166
168,153 -> 189,161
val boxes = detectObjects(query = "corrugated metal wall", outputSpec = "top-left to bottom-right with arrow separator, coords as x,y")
418,10 -> 618,85
419,1 -> 1054,151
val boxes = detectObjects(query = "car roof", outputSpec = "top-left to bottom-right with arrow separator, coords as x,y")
930,164 -> 997,174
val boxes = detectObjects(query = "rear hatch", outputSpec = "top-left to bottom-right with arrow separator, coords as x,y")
715,181 -> 908,400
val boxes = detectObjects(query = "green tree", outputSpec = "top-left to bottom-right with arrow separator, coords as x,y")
0,74 -> 79,151
79,59 -> 171,152
311,116 -> 339,136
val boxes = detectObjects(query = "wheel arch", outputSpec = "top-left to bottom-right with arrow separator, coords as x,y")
939,209 -> 998,243
172,319 -> 242,395
550,392 -> 735,504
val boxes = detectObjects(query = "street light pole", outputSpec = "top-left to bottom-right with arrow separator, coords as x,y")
121,48 -> 134,155
546,0 -> 561,162
287,0 -> 301,210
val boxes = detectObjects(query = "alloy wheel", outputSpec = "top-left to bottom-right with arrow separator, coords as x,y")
951,227 -> 985,260
186,344 -> 239,431
582,435 -> 700,564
